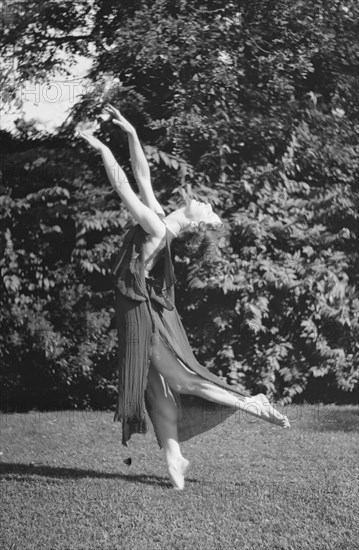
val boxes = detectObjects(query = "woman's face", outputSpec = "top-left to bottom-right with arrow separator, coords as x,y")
184,199 -> 222,226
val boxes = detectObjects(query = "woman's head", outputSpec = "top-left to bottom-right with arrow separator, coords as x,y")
183,198 -> 222,227
175,199 -> 230,263
166,197 -> 228,261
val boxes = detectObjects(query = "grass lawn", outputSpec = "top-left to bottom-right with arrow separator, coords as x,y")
0,404 -> 358,550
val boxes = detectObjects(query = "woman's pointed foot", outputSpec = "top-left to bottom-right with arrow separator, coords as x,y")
168,457 -> 190,491
243,394 -> 290,428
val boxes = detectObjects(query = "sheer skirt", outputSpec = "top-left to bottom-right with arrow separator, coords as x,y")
144,304 -> 247,448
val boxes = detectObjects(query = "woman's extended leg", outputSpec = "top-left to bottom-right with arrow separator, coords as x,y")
146,364 -> 190,490
150,337 -> 290,428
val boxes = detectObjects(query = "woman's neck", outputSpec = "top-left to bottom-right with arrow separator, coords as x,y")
164,207 -> 191,238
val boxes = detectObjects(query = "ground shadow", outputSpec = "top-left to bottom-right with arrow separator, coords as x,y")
0,462 -> 199,487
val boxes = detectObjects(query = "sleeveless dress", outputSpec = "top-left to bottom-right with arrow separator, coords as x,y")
112,213 -> 248,448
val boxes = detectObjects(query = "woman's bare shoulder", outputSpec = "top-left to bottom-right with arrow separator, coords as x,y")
160,215 -> 179,239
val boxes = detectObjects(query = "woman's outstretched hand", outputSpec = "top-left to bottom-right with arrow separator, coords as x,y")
105,104 -> 136,135
76,131 -> 107,153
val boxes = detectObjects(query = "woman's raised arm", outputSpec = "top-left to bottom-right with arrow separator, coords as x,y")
77,131 -> 166,238
105,105 -> 165,216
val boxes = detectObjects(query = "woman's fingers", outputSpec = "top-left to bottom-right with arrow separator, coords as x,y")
79,132 -> 92,145
103,106 -> 134,133
79,131 -> 92,141
76,131 -> 104,151
105,105 -> 116,113
77,130 -> 88,141
108,103 -> 120,113
106,104 -> 121,116
104,106 -> 115,116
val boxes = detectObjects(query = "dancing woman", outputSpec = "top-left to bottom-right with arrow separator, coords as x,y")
78,106 -> 290,490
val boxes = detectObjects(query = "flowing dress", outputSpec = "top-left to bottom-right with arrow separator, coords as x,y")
112,213 -> 247,448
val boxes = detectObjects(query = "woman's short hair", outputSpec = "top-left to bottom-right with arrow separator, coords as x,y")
178,220 -> 230,263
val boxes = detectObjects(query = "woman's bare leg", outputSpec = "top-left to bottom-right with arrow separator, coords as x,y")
146,365 -> 190,490
150,338 -> 290,428
185,379 -> 290,428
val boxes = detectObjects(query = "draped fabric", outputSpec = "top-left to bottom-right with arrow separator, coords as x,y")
112,214 -> 247,448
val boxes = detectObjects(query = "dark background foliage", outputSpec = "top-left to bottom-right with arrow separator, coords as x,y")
1,0 -> 358,410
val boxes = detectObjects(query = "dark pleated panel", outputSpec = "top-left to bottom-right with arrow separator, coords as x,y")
114,290 -> 154,446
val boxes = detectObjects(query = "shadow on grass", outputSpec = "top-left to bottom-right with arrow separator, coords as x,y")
0,462 -> 200,487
